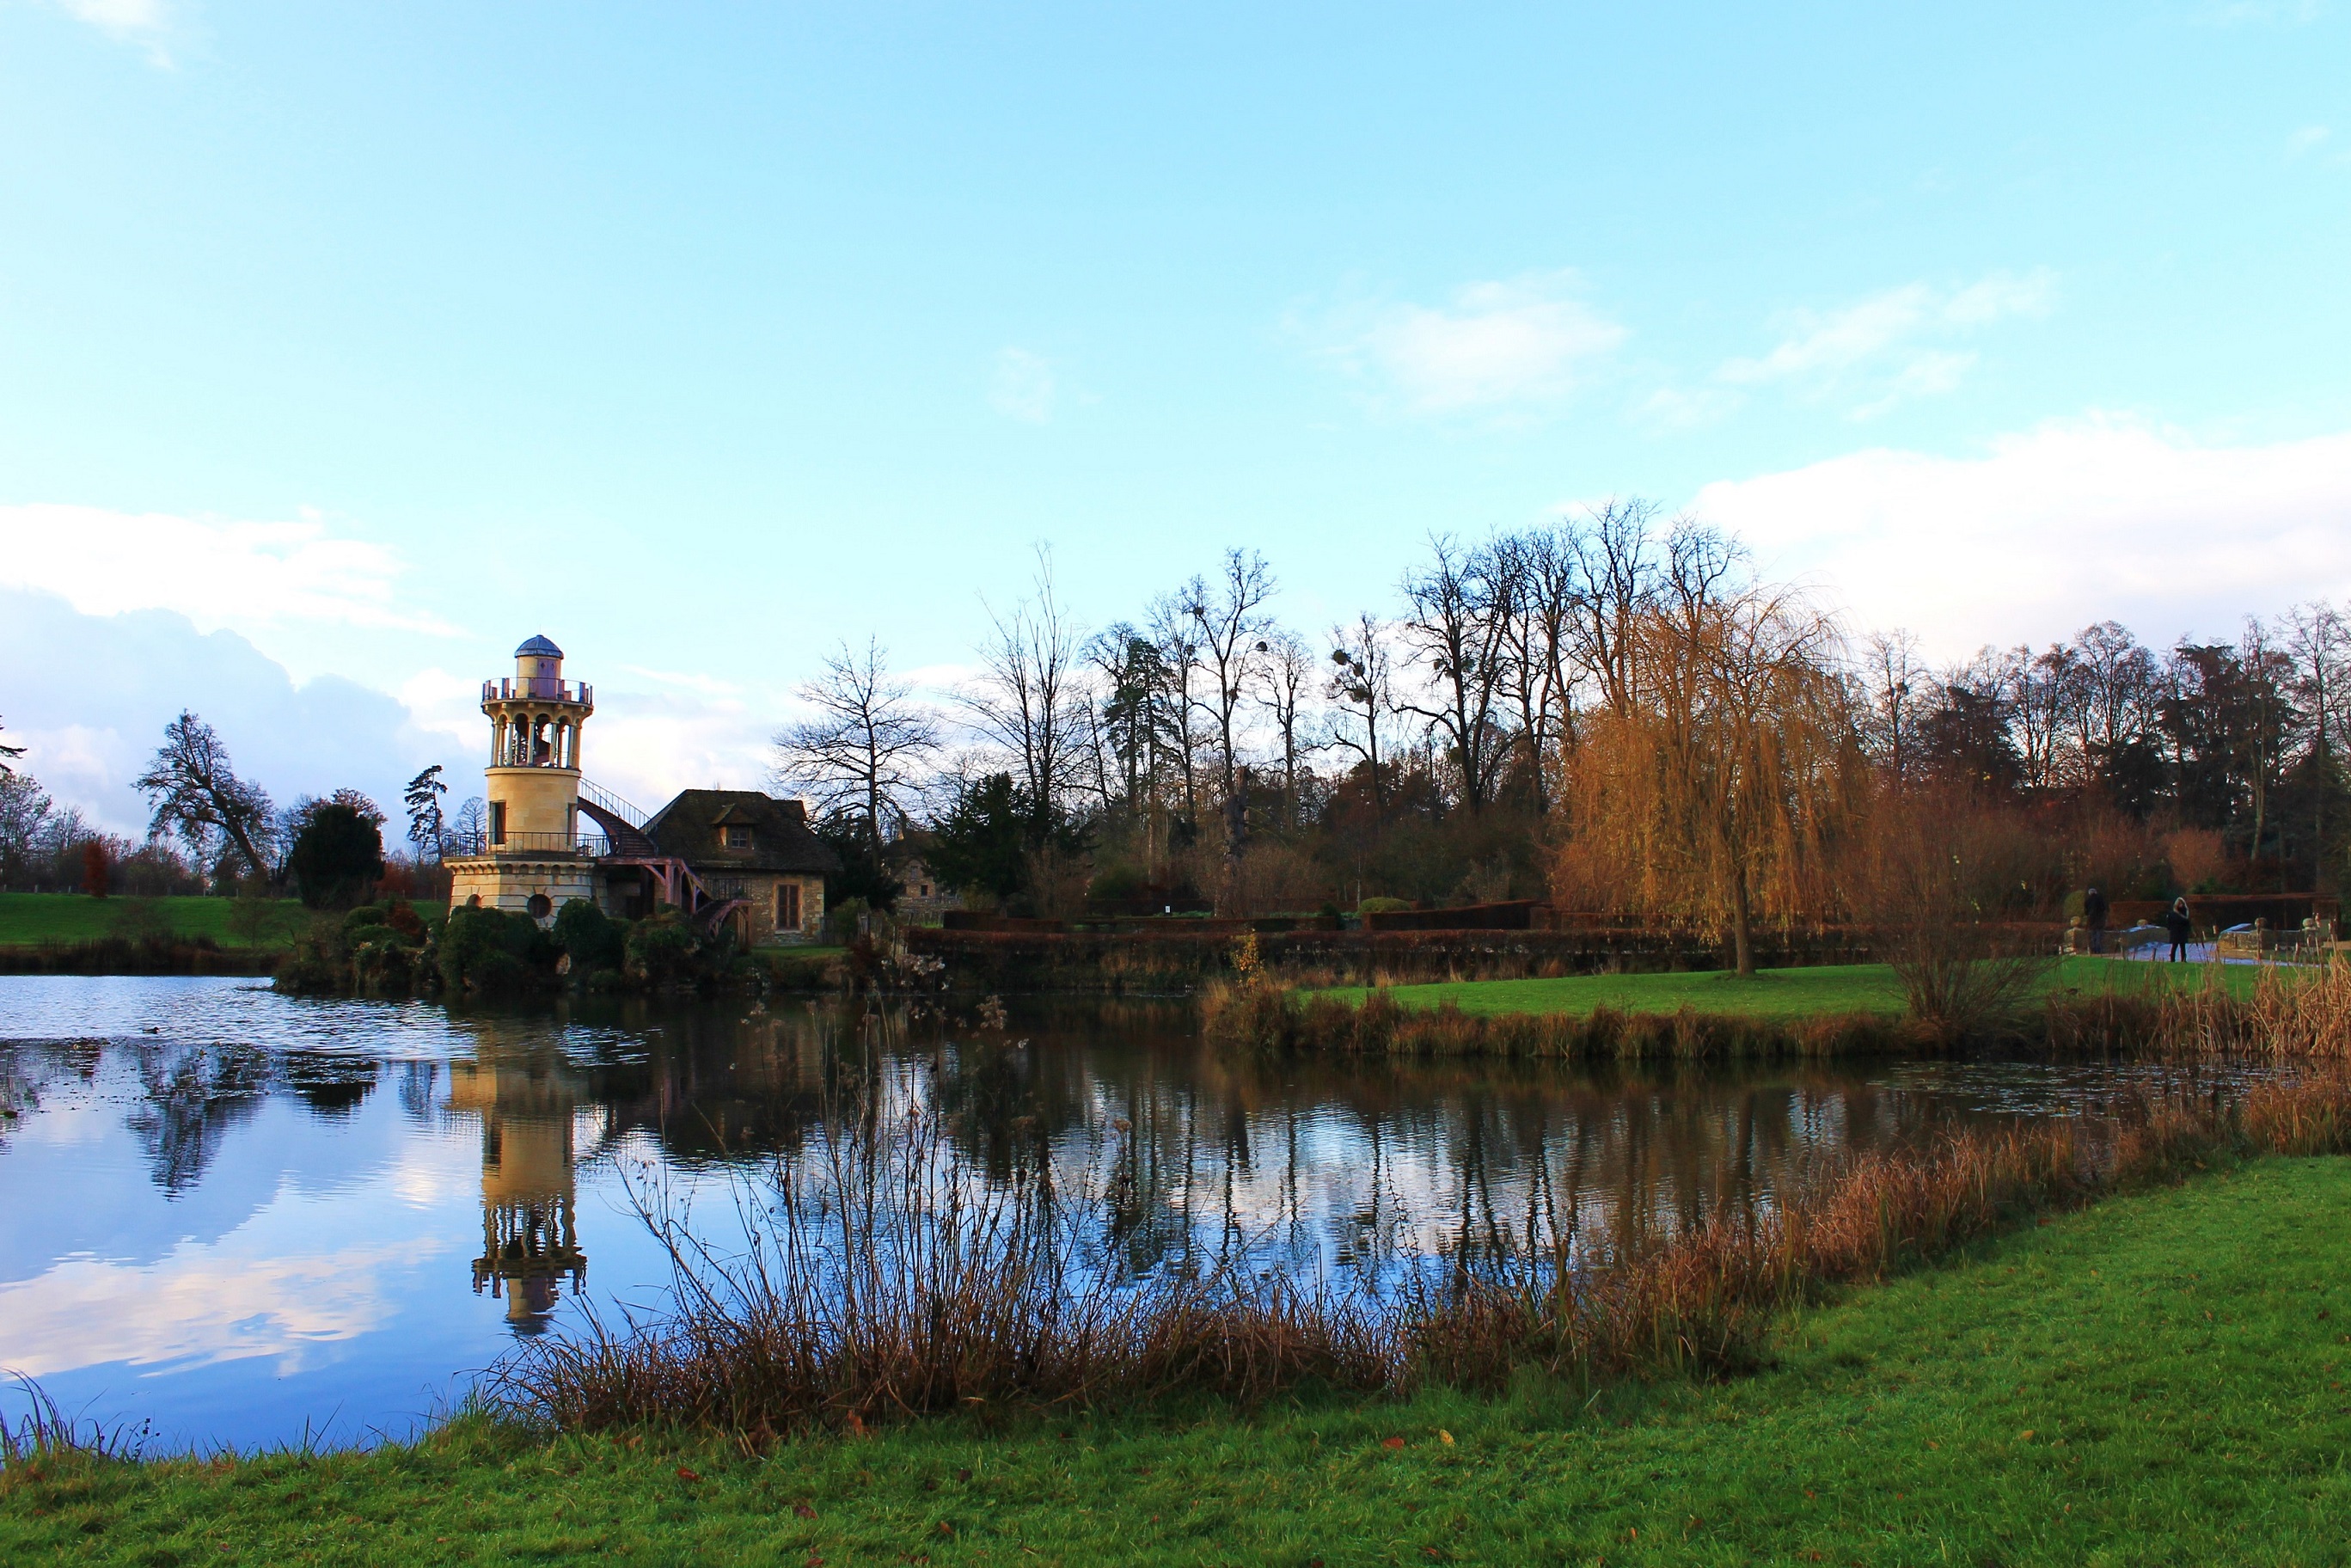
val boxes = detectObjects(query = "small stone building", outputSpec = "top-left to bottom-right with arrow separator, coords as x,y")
639,790 -> 836,945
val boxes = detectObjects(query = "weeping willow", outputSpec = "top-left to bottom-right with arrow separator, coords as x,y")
1555,587 -> 1865,974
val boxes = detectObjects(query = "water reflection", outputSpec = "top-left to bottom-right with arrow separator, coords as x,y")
448,1050 -> 587,1335
0,977 -> 2253,1452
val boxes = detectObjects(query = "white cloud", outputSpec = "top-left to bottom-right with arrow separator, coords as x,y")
1717,270 -> 2054,418
990,348 -> 1056,424
2286,124 -> 2332,158
0,1236 -> 438,1378
48,0 -> 176,64
1635,385 -> 1744,431
1323,271 -> 1628,413
0,589 -> 444,834
1691,413 -> 2351,658
0,503 -> 460,640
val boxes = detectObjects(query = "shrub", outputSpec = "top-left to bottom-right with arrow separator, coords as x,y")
439,904 -> 559,993
1356,896 -> 1411,916
625,909 -> 705,987
554,898 -> 627,973
289,803 -> 385,910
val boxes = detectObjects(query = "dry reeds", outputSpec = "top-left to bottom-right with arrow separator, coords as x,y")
489,1103 -> 1393,1442
1410,1124 -> 2091,1389
491,1050 -> 2351,1443
2042,959 -> 2351,1061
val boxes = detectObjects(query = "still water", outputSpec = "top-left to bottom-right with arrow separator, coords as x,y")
0,975 -> 2203,1454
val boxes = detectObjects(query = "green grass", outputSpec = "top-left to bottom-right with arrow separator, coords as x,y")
9,1159 -> 2351,1565
1322,956 -> 2271,1020
0,891 -> 307,950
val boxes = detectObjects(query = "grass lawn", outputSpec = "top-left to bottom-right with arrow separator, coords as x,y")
1321,955 -> 2273,1021
8,1158 -> 2349,1565
0,891 -> 307,950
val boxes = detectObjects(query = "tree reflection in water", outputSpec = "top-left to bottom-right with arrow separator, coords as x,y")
6,993 -> 2103,1326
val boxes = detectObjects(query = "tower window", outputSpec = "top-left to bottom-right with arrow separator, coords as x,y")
489,801 -> 507,845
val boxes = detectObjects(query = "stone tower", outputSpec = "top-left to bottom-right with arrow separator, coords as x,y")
445,634 -> 600,922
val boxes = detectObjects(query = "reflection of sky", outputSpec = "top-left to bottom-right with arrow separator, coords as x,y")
0,977 -> 2278,1455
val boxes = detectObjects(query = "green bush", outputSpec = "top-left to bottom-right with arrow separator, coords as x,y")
1356,896 -> 1412,916
289,803 -> 386,910
625,909 -> 705,987
438,904 -> 559,993
554,898 -> 628,973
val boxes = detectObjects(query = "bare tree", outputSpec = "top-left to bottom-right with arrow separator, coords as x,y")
0,715 -> 24,775
451,796 -> 488,850
2286,602 -> 2350,889
1396,534 -> 1513,813
134,712 -> 276,878
1147,587 -> 1205,820
2000,642 -> 2080,791
1253,628 -> 1314,827
2072,621 -> 2158,770
774,637 -> 943,854
1860,628 -> 1929,786
1491,527 -> 1580,814
1184,548 -> 1277,800
1562,498 -> 1663,719
964,549 -> 1087,837
1325,614 -> 1395,811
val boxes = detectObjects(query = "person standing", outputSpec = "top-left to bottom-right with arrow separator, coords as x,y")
2084,885 -> 2109,954
2164,897 -> 2193,962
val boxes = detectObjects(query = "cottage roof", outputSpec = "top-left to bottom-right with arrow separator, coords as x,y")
644,789 -> 839,876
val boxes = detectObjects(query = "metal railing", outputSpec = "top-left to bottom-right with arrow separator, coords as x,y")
578,778 -> 651,830
483,678 -> 593,705
444,830 -> 611,858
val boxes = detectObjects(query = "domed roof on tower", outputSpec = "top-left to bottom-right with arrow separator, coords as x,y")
515,634 -> 564,658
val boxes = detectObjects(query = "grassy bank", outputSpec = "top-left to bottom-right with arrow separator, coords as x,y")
9,1156 -> 2348,1565
1318,955 -> 2271,1020
0,891 -> 303,950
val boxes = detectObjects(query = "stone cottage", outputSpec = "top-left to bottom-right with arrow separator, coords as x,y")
633,789 -> 837,945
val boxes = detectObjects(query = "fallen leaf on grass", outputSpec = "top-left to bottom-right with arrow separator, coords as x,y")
1437,1430 -> 1454,1446
794,1502 -> 817,1520
677,1467 -> 702,1482
2017,1430 -> 2035,1442
1382,1436 -> 1406,1450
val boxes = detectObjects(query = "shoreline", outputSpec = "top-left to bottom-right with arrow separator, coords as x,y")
10,1155 -> 2348,1564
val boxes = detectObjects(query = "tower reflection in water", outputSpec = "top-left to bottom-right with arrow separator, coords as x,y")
446,1045 -> 587,1335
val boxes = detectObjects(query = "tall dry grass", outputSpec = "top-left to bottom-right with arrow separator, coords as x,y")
2043,958 -> 2351,1060
493,1034 -> 2351,1440
489,1102 -> 1392,1442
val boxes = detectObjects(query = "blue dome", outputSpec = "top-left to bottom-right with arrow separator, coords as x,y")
514,634 -> 563,658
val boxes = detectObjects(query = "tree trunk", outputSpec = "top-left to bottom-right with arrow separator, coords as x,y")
1730,865 -> 1755,977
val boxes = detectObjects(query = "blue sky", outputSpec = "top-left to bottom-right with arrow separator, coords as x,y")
4,2 -> 2349,829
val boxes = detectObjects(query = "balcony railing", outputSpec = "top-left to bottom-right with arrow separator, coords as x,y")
444,830 -> 612,858
482,677 -> 593,705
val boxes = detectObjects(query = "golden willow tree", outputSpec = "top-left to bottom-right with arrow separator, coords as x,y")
1557,578 -> 1864,975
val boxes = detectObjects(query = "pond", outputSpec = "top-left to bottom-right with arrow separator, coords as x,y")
0,975 -> 2225,1454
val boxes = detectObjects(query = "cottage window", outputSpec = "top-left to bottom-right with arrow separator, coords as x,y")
725,825 -> 751,848
778,881 -> 801,930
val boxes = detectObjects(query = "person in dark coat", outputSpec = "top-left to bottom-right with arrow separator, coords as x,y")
2164,897 -> 2193,962
2084,885 -> 2109,954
